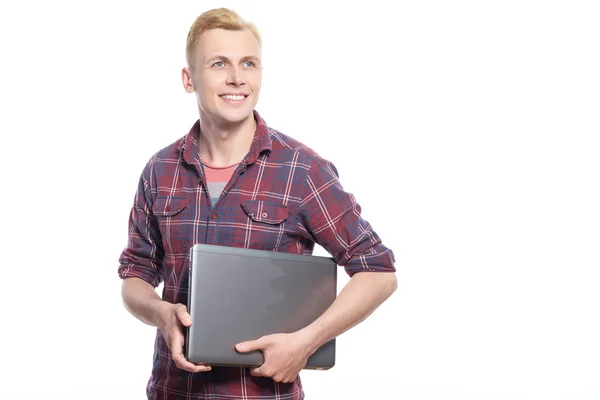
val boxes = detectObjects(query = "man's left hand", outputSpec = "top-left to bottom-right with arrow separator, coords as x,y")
235,331 -> 315,383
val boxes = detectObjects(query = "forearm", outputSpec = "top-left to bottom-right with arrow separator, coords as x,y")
121,277 -> 167,327
301,271 -> 397,352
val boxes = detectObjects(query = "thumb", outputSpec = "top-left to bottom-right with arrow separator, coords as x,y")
236,336 -> 267,353
174,304 -> 192,327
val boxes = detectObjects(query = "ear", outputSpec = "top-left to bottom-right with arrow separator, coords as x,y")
181,67 -> 195,93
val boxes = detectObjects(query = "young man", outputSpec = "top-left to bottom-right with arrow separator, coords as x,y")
118,8 -> 397,399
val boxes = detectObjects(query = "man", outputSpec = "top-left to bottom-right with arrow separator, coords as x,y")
118,7 -> 397,399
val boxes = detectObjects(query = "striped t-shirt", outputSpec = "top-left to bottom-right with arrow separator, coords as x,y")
202,161 -> 239,207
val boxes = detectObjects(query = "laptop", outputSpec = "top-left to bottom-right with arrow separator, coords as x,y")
185,243 -> 337,370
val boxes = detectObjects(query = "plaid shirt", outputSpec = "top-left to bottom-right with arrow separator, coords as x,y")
118,110 -> 396,399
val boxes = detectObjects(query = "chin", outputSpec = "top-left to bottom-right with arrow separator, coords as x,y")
220,109 -> 254,124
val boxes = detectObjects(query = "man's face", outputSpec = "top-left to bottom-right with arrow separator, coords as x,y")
185,28 -> 262,126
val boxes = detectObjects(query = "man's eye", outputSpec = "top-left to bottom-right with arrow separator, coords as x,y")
213,61 -> 225,67
244,61 -> 255,67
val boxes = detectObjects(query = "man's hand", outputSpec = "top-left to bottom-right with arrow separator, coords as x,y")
235,332 -> 314,383
156,302 -> 212,373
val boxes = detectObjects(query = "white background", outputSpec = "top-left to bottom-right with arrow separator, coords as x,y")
0,1 -> 599,399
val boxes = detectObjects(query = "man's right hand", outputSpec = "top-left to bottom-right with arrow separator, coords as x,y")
156,302 -> 212,373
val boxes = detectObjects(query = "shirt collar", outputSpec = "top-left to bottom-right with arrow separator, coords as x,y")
180,109 -> 272,166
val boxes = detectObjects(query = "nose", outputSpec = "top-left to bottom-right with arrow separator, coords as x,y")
226,65 -> 245,87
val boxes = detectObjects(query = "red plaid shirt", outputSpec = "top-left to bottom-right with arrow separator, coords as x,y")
118,110 -> 396,399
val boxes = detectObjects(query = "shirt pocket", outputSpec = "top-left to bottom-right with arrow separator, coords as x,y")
241,200 -> 290,225
235,200 -> 294,250
152,196 -> 190,255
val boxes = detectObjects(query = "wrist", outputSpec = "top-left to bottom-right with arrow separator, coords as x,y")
151,299 -> 171,329
298,322 -> 328,355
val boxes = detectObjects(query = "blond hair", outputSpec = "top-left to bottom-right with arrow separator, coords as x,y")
186,8 -> 262,67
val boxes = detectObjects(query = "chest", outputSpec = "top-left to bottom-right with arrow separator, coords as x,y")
150,158 -> 309,256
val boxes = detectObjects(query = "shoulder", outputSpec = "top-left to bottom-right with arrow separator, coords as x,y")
268,127 -> 341,181
267,127 -> 338,176
139,135 -> 187,182
149,135 -> 186,164
268,127 -> 318,158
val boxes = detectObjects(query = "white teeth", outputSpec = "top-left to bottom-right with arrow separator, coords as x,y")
221,95 -> 245,101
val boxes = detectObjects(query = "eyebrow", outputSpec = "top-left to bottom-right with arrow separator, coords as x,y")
205,55 -> 261,65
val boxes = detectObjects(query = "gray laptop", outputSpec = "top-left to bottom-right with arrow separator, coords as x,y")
185,243 -> 337,370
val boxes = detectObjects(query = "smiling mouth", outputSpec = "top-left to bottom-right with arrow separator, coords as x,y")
219,94 -> 248,101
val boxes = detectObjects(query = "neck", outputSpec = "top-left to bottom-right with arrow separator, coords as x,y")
198,112 -> 256,167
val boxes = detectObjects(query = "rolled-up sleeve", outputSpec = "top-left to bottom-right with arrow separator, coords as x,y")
297,156 -> 396,277
117,163 -> 164,288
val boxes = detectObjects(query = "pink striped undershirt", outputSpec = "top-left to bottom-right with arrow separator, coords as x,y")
202,161 -> 239,207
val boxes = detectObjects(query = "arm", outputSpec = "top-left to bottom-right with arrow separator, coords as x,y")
297,156 -> 398,346
121,276 -> 167,327
236,271 -> 397,382
118,166 -> 210,373
121,277 -> 211,373
236,155 -> 397,382
299,271 -> 397,354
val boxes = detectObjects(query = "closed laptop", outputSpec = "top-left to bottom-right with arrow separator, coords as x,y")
185,243 -> 337,370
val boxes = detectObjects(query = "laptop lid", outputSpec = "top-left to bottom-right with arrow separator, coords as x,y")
185,243 -> 337,370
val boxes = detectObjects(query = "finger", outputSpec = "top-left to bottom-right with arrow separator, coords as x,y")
170,325 -> 185,349
183,360 -> 212,373
193,364 -> 212,373
236,336 -> 267,353
170,330 -> 188,364
171,342 -> 212,372
174,354 -> 212,373
250,367 -> 264,377
174,304 -> 192,327
169,329 -> 211,372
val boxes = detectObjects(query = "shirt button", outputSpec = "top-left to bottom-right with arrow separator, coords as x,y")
210,213 -> 217,219
262,212 -> 268,218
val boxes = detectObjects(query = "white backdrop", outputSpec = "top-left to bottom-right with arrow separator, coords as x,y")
0,1 -> 599,399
